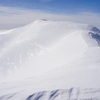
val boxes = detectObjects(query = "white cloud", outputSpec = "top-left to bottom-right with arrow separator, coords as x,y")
0,6 -> 100,30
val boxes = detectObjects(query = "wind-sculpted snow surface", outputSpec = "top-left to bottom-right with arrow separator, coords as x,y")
0,88 -> 100,100
26,88 -> 100,100
0,20 -> 100,100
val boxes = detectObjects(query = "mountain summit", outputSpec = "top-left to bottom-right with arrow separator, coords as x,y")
0,20 -> 100,99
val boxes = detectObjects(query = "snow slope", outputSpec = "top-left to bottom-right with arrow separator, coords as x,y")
0,20 -> 100,100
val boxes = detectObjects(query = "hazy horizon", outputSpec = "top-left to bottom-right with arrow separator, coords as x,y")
0,0 -> 100,30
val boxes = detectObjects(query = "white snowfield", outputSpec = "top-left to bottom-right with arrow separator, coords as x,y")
0,20 -> 100,100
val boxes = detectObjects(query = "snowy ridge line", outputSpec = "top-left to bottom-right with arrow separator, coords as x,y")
0,88 -> 100,100
0,19 -> 92,81
0,20 -> 100,81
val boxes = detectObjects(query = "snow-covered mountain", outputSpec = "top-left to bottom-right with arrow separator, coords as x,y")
0,20 -> 100,100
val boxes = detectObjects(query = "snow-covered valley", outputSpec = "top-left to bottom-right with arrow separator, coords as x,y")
0,20 -> 100,100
